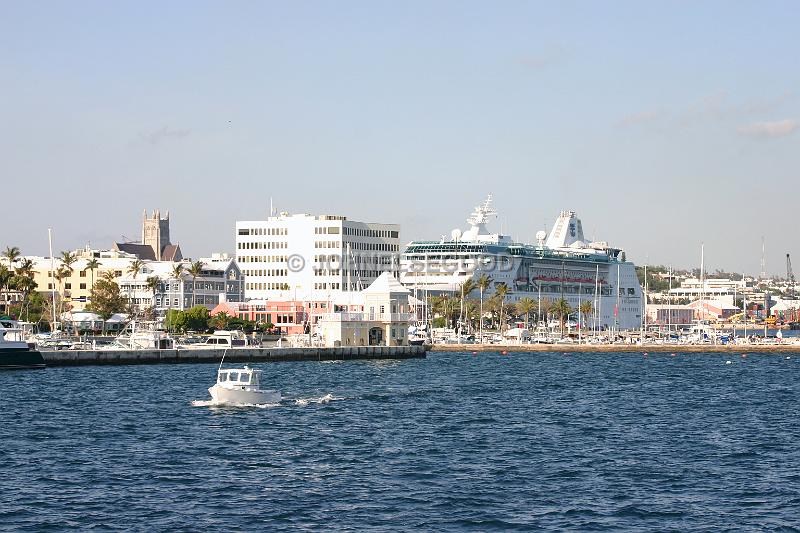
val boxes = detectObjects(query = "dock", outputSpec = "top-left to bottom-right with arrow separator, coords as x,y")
429,344 -> 800,353
41,345 -> 427,367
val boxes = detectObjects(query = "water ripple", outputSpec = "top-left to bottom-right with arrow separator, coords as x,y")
1,352 -> 799,531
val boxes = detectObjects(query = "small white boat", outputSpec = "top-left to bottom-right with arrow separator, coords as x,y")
208,364 -> 281,405
183,330 -> 249,349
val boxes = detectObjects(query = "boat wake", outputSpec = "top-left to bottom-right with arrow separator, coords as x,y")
190,399 -> 281,409
294,393 -> 345,406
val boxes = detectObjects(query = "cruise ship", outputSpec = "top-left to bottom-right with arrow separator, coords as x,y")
399,196 -> 643,330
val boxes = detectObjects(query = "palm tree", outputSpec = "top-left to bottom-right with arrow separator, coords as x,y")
84,258 -> 101,291
516,297 -> 536,330
476,274 -> 492,341
15,258 -> 34,277
551,298 -> 572,337
458,278 -> 476,333
11,259 -> 35,320
13,274 -> 37,322
188,260 -> 204,308
145,276 -> 160,309
59,250 -> 77,274
0,265 -> 11,315
579,300 -> 594,332
494,282 -> 510,332
168,263 -> 184,310
539,297 -> 552,328
55,265 -> 73,318
127,259 -> 144,279
464,299 -> 479,331
4,246 -> 21,267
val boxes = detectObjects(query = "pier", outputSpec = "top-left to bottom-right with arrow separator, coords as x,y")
41,345 -> 427,367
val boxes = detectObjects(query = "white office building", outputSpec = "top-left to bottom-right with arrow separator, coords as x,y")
236,212 -> 400,301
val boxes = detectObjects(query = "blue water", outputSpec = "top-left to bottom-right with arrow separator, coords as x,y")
2,352 -> 799,531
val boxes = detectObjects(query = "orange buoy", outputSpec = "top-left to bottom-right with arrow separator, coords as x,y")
501,350 -> 508,355
741,354 -> 747,358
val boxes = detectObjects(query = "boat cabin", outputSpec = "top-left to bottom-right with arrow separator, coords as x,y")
217,366 -> 262,387
204,330 -> 247,347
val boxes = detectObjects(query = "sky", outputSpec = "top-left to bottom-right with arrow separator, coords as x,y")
2,1 -> 798,276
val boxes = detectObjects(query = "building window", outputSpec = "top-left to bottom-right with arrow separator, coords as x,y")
80,283 -> 87,290
65,283 -> 72,290
80,271 -> 86,277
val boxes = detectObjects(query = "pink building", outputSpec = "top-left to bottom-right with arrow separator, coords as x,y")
211,299 -> 364,335
687,299 -> 740,321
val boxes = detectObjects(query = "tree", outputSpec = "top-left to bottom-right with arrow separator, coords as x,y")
516,297 -> 536,330
476,274 -> 492,340
458,278 -> 476,332
539,297 -> 552,327
579,300 -> 594,330
188,260 -> 204,308
430,294 -> 458,329
145,276 -> 160,308
127,259 -> 144,279
84,258 -> 101,291
59,250 -> 77,275
10,273 -> 37,321
495,282 -> 510,332
87,275 -> 128,321
209,311 -> 232,331
0,265 -> 11,314
183,305 -> 210,332
551,298 -> 572,337
4,246 -> 21,267
168,263 -> 184,310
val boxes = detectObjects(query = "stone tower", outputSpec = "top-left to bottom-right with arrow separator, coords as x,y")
142,209 -> 171,261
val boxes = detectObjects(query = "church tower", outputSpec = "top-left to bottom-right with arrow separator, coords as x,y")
142,209 -> 171,261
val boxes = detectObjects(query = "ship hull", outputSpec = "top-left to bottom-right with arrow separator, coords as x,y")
0,347 -> 46,369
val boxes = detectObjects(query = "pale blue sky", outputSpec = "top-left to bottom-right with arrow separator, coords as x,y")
2,1 -> 798,275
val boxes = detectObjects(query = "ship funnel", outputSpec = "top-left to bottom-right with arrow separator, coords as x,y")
545,211 -> 586,249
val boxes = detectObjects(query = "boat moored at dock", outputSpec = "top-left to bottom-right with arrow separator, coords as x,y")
0,319 -> 46,369
400,196 -> 644,332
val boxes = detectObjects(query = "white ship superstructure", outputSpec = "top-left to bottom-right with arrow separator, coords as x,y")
399,196 -> 643,330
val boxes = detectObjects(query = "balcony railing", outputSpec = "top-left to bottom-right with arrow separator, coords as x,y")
317,312 -> 413,322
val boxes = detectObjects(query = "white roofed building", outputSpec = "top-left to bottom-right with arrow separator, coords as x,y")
316,272 -> 413,347
118,255 -> 244,317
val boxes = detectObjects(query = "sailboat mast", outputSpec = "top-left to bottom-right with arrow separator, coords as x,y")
700,243 -> 705,322
48,228 -> 56,328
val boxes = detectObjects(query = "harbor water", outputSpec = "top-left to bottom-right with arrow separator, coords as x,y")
2,351 -> 799,531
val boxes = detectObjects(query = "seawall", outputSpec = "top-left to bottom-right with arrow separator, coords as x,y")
41,345 -> 427,367
428,344 -> 800,353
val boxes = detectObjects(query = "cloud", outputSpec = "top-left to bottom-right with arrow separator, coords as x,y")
736,119 -> 797,139
138,126 -> 191,145
618,110 -> 661,127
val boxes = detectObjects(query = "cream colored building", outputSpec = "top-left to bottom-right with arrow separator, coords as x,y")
23,247 -> 139,312
316,272 -> 413,347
